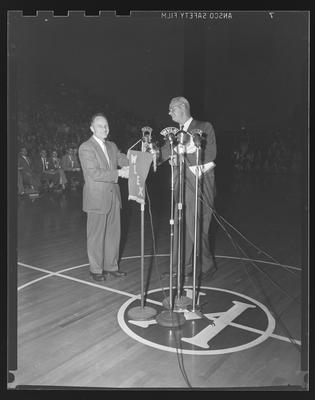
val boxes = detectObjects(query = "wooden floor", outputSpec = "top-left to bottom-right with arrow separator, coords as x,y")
9,168 -> 307,390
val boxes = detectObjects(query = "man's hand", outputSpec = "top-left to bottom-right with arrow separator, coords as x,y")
118,166 -> 129,179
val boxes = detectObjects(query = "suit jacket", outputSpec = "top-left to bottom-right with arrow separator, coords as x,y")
160,118 -> 216,165
18,155 -> 33,173
32,156 -> 49,174
73,153 -> 81,169
49,156 -> 62,170
61,154 -> 75,170
160,118 -> 217,205
79,136 -> 129,214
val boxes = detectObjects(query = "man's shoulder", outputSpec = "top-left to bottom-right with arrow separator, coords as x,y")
192,118 -> 212,126
106,140 -> 117,148
191,119 -> 214,132
79,137 -> 94,149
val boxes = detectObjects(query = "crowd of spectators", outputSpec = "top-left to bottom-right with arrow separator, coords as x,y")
231,130 -> 302,175
16,82 -> 150,196
227,129 -> 303,193
16,81 -> 303,197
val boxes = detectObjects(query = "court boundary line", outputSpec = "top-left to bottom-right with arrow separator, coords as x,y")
18,252 -> 301,291
17,261 -> 301,346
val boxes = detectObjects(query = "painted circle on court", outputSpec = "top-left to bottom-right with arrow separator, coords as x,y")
117,286 -> 275,355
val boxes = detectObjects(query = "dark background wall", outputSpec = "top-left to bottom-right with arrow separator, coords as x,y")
13,11 -> 308,132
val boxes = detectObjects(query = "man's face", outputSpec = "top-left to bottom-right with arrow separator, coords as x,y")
52,151 -> 57,157
41,150 -> 47,158
90,116 -> 109,141
168,101 -> 185,125
20,148 -> 27,156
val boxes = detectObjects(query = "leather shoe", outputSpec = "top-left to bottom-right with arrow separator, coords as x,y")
104,270 -> 127,278
90,272 -> 105,281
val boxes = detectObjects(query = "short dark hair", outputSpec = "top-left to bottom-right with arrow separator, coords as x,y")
90,113 -> 107,126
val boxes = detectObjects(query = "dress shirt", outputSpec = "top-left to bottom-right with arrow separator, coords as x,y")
175,117 -> 215,177
22,155 -> 30,166
41,157 -> 48,171
93,135 -> 110,166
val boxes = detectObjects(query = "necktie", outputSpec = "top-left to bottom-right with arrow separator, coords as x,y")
103,140 -> 110,167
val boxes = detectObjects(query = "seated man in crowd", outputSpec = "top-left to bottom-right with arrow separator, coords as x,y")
48,150 -> 68,190
18,168 -> 25,195
61,146 -> 82,189
72,146 -> 84,186
18,147 -> 40,193
33,149 -> 60,190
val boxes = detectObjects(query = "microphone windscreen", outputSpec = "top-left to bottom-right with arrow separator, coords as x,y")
160,127 -> 179,137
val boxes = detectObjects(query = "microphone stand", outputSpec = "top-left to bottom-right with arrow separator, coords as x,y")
156,135 -> 185,327
127,138 -> 143,153
127,131 -> 157,321
186,141 -> 201,314
164,131 -> 191,312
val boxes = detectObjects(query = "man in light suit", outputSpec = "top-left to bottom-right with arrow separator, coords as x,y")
160,96 -> 217,282
79,113 -> 129,282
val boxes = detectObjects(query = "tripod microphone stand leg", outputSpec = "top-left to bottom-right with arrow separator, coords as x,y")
173,151 -> 191,311
186,147 -> 202,315
157,145 -> 185,327
128,202 -> 157,320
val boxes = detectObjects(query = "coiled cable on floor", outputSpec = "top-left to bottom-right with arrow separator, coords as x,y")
145,184 -> 193,388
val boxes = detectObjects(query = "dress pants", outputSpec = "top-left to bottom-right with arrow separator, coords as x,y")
87,197 -> 120,274
172,168 -> 215,274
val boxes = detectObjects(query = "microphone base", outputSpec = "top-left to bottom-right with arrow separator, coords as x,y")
162,295 -> 192,311
156,310 -> 186,327
186,304 -> 202,313
127,306 -> 157,320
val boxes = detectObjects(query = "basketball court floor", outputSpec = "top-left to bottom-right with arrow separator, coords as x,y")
8,168 -> 308,390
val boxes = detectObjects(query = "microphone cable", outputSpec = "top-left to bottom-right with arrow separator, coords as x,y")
145,184 -> 193,388
183,155 -> 301,288
181,156 -> 302,353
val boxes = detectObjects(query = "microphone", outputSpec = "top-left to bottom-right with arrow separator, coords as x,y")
190,129 -> 204,148
141,126 -> 153,139
177,130 -> 187,145
160,127 -> 179,143
141,126 -> 159,171
142,133 -> 151,144
127,126 -> 152,153
141,126 -> 153,151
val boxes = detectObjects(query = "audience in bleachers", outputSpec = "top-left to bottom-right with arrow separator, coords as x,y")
16,81 -> 301,197
232,130 -> 301,175
17,81 -> 150,196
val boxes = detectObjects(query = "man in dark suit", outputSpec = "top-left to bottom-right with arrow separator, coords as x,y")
160,96 -> 217,281
79,113 -> 129,282
18,147 -> 40,192
33,149 -> 60,190
61,146 -> 82,189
